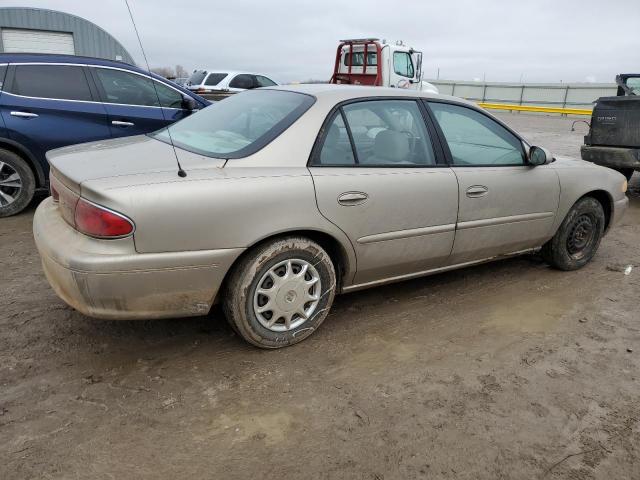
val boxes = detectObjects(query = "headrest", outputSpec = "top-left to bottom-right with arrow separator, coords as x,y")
374,130 -> 409,162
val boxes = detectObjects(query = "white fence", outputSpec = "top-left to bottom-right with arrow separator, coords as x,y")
428,80 -> 616,110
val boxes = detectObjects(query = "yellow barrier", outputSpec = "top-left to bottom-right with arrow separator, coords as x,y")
477,102 -> 592,116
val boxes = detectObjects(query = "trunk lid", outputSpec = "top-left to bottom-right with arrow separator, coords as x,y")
47,135 -> 225,191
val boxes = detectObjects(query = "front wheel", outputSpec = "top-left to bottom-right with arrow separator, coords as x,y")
223,237 -> 337,348
541,197 -> 605,271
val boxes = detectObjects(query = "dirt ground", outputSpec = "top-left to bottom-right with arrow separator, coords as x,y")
1,112 -> 639,479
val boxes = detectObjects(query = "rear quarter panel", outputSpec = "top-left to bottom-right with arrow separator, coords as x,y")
81,166 -> 358,282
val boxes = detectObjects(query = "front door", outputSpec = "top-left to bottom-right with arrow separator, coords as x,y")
426,101 -> 560,264
309,99 -> 458,286
90,66 -> 192,138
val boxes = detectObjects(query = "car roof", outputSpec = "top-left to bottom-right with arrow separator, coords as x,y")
191,70 -> 274,77
0,52 -> 141,68
265,83 -> 467,105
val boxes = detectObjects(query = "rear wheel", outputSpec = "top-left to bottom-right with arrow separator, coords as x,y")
223,236 -> 336,348
0,149 -> 36,218
541,196 -> 605,271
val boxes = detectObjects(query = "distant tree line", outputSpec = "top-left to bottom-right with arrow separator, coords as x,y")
150,65 -> 189,79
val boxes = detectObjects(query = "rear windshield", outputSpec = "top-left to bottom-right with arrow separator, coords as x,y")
187,70 -> 207,85
152,89 -> 315,159
625,77 -> 640,95
343,51 -> 378,66
205,73 -> 227,86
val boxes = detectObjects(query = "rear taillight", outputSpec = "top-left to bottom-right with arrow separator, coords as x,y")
74,198 -> 134,238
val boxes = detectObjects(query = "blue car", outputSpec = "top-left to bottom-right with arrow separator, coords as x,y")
0,53 -> 210,217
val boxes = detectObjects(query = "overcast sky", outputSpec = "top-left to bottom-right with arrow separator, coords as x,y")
8,0 -> 640,83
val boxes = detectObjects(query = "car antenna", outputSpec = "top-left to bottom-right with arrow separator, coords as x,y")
124,0 -> 187,178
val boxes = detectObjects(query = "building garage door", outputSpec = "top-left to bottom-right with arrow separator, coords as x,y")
2,28 -> 75,55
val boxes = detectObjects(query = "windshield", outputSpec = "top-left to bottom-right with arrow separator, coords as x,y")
152,89 -> 315,159
188,70 -> 207,85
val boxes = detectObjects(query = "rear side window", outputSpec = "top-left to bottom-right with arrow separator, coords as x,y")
342,100 -> 436,166
0,65 -> 7,90
229,74 -> 256,89
11,65 -> 92,101
317,112 -> 356,165
205,73 -> 227,86
256,75 -> 277,87
188,70 -> 207,85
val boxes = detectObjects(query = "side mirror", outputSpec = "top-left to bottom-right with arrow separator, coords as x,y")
529,146 -> 553,166
181,95 -> 199,111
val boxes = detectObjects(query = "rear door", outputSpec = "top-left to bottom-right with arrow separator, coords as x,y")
0,63 -> 110,166
309,98 -> 458,286
426,100 -> 560,264
0,64 -> 8,134
90,66 -> 192,138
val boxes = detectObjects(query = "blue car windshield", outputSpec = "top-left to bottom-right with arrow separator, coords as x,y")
152,89 -> 314,159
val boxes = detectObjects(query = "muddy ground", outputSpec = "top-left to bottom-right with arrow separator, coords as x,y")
1,113 -> 639,479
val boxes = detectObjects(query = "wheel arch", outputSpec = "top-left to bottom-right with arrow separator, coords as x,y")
580,189 -> 613,232
0,138 -> 46,187
218,228 -> 355,303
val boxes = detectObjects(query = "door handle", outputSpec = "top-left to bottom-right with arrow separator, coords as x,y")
338,191 -> 368,206
111,120 -> 135,127
466,185 -> 489,198
10,111 -> 38,118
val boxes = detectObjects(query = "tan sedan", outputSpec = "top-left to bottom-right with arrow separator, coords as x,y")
33,85 -> 629,348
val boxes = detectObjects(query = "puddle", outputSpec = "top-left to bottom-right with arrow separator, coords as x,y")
485,295 -> 571,333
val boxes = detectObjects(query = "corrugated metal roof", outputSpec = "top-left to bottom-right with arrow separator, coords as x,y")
0,7 -> 135,65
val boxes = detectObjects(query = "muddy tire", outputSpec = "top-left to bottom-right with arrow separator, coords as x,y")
0,149 -> 36,218
541,196 -> 605,271
223,236 -> 336,348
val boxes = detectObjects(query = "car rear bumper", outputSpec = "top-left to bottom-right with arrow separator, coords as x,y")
581,145 -> 640,170
33,198 -> 244,320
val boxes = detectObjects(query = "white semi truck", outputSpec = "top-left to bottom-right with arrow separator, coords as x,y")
330,38 -> 438,93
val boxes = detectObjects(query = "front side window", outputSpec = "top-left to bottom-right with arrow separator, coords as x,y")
429,102 -> 525,166
338,100 -> 436,166
317,113 -> 356,165
205,73 -> 228,86
153,81 -> 184,109
95,68 -> 182,108
393,52 -> 414,78
11,65 -> 92,101
152,89 -> 314,159
229,74 -> 256,89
